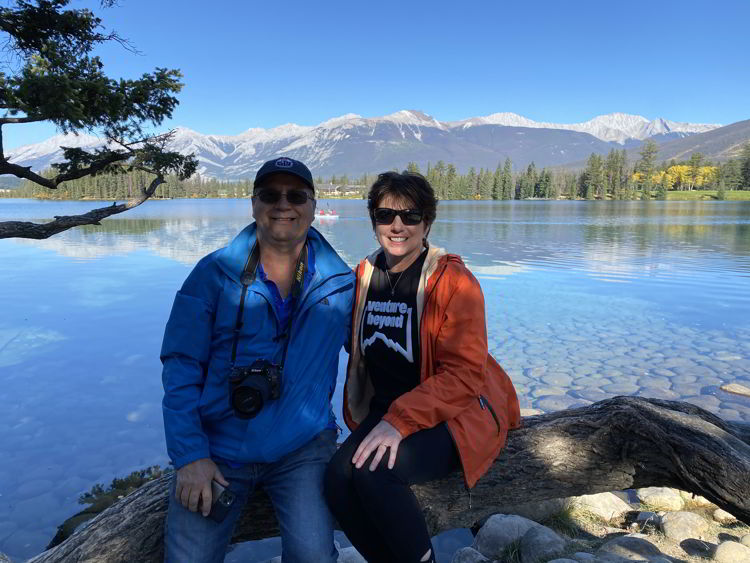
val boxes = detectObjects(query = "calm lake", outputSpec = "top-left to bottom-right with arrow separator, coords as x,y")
1,198 -> 750,561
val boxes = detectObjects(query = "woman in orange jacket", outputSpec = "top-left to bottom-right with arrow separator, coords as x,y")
324,171 -> 520,563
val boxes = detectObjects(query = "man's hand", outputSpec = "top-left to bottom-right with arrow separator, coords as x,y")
352,420 -> 403,471
175,458 -> 228,517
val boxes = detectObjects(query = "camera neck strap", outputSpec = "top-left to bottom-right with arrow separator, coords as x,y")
230,240 -> 308,367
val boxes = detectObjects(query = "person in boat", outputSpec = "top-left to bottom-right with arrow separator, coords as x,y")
161,157 -> 354,562
324,171 -> 520,563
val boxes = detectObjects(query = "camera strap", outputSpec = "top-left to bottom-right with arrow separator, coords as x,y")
230,240 -> 308,367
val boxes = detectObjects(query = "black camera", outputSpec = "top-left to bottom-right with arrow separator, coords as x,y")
229,359 -> 282,419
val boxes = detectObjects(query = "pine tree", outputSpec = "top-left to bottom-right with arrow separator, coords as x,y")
466,167 -> 478,199
479,168 -> 493,199
501,158 -> 513,200
687,153 -> 703,191
0,0 -> 196,239
581,154 -> 603,200
655,171 -> 669,200
716,180 -> 727,200
445,164 -> 458,199
636,141 -> 659,195
740,143 -> 750,189
722,159 -> 742,191
492,163 -> 502,200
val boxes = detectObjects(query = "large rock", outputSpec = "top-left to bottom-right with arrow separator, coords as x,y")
595,534 -> 664,561
570,553 -> 596,561
659,511 -> 709,543
634,511 -> 660,528
742,534 -> 750,548
472,514 -> 539,560
570,492 -> 632,521
713,540 -> 750,563
720,382 -> 750,398
519,525 -> 566,563
678,490 -> 715,507
450,547 -> 489,563
635,487 -> 684,511
497,498 -> 571,523
712,508 -> 737,524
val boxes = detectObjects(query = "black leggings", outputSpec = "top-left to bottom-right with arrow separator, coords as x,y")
324,409 -> 460,563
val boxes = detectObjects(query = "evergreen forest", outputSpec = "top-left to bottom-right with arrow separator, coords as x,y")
4,141 -> 750,202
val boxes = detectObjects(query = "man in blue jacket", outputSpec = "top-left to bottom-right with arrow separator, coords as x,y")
161,157 -> 354,562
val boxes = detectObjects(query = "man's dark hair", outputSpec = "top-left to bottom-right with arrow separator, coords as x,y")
367,171 -> 438,230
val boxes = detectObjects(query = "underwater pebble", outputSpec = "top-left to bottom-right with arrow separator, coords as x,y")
601,382 -> 640,394
639,387 -> 680,400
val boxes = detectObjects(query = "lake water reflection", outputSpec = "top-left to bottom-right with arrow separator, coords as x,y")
1,198 -> 749,561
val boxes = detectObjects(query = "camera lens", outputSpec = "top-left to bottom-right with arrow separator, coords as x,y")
231,387 -> 264,418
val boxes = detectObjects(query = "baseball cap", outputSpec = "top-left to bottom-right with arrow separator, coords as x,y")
254,157 -> 314,192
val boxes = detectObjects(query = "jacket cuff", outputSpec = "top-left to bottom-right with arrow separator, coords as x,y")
172,448 -> 212,470
382,411 -> 416,439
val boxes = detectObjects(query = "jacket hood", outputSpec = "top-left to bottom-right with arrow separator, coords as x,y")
215,222 -> 352,283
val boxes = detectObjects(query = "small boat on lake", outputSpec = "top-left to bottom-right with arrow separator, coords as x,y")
314,208 -> 339,220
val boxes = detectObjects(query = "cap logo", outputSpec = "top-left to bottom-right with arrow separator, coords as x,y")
275,158 -> 294,168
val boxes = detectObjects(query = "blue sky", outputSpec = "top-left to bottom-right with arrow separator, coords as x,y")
5,0 -> 749,149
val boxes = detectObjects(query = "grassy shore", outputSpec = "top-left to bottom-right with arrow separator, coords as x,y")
666,190 -> 750,201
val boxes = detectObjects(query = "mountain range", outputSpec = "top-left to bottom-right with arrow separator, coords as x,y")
8,111 -> 746,180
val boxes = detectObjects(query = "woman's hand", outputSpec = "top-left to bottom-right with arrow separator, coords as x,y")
352,420 -> 403,471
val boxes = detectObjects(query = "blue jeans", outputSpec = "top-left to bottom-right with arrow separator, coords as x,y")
165,429 -> 338,563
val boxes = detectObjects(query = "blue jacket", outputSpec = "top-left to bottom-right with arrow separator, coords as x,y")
161,223 -> 355,469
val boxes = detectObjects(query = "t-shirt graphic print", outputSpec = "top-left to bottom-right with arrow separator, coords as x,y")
360,250 -> 427,411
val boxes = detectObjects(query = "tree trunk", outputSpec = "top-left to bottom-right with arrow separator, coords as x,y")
28,396 -> 750,563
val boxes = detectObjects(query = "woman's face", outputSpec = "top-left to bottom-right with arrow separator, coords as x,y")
374,194 -> 428,272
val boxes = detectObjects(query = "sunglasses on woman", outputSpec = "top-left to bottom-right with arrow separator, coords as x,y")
373,208 -> 424,225
253,189 -> 314,205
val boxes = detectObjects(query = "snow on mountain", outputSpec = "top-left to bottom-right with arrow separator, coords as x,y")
319,113 -> 363,129
171,127 -> 228,159
449,112 -> 720,144
4,111 -> 723,179
450,112 -> 541,129
641,118 -> 717,138
8,132 -> 102,164
380,110 -> 446,129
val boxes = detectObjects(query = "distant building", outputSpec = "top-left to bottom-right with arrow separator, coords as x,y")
316,183 -> 366,197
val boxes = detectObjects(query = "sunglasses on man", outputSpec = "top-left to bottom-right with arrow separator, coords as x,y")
373,208 -> 424,226
253,189 -> 315,205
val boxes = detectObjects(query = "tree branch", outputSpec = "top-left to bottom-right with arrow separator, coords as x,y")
26,396 -> 750,562
0,146 -> 133,188
0,116 -> 45,124
53,151 -> 131,184
0,160 -> 56,188
0,175 -> 164,239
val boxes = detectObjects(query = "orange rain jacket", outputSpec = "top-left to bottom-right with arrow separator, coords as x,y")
343,245 -> 521,488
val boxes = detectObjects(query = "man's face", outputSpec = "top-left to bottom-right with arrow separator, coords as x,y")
252,173 -> 315,249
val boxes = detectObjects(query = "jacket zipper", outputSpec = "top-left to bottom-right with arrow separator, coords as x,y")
418,260 -> 448,329
285,271 -> 353,348
479,395 -> 501,436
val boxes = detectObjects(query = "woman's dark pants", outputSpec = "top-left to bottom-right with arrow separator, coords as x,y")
324,410 -> 460,563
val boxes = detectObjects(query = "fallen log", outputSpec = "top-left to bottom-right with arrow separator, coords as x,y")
29,396 -> 750,562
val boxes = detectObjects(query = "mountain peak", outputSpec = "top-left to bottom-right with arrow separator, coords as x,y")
6,110 -> 728,179
380,110 -> 441,127
320,113 -> 362,128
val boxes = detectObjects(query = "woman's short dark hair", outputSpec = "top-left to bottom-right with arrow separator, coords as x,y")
367,171 -> 438,230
